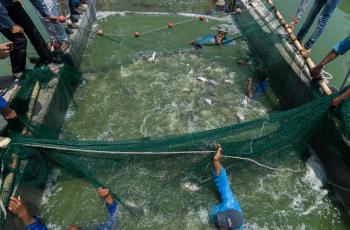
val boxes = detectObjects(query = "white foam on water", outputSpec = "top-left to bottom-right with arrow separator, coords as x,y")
41,168 -> 61,206
181,181 -> 201,192
178,12 -> 230,22
304,149 -> 328,186
97,10 -> 171,20
46,223 -> 61,230
287,151 -> 330,216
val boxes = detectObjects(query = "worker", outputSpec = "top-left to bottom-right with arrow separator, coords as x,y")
210,144 -> 244,230
36,0 -> 71,52
0,0 -> 60,79
244,78 -> 269,99
194,25 -> 232,47
9,188 -> 118,230
215,26 -> 229,45
207,0 -> 235,15
310,34 -> 350,80
288,0 -> 341,52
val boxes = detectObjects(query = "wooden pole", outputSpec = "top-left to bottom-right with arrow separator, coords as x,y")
265,0 -> 332,96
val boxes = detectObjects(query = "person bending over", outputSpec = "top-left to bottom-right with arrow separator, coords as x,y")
9,188 -> 118,230
310,34 -> 350,80
210,144 -> 244,230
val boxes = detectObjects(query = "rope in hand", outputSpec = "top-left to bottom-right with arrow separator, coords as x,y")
200,154 -> 302,183
223,155 -> 302,173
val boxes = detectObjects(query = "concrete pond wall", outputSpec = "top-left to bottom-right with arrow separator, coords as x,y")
4,1 -> 96,229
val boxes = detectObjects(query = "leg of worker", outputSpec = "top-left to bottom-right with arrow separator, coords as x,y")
0,26 -> 27,75
304,0 -> 342,49
297,0 -> 326,42
45,0 -> 69,43
8,2 -> 52,64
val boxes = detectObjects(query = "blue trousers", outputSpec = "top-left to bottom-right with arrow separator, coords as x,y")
297,0 -> 342,49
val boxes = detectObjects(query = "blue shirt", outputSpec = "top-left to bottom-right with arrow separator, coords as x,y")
27,217 -> 48,230
27,201 -> 118,230
195,34 -> 234,47
333,36 -> 350,55
209,166 -> 243,224
0,0 -> 50,29
97,201 -> 118,230
0,96 -> 7,111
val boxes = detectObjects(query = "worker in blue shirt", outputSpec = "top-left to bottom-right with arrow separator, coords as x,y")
0,0 -> 60,79
8,188 -> 118,230
210,144 -> 244,230
310,34 -> 350,80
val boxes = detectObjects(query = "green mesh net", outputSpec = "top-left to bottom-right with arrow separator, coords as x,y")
1,0 -> 350,228
0,64 -> 347,225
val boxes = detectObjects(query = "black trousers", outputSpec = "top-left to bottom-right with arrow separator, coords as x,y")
0,2 -> 52,74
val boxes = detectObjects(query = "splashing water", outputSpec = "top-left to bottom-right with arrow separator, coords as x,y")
39,11 -> 350,230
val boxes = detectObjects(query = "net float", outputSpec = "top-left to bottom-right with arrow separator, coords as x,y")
235,8 -> 242,14
168,21 -> 174,29
58,15 -> 66,23
133,32 -> 140,37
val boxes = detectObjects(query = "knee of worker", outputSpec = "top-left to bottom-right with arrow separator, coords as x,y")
317,15 -> 330,28
12,34 -> 27,50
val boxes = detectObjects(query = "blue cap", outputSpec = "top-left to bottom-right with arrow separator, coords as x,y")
215,210 -> 243,230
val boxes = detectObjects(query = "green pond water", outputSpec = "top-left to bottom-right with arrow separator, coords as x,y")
36,3 -> 350,229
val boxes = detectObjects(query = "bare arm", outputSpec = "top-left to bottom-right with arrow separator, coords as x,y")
98,188 -> 114,205
332,87 -> 350,107
9,197 -> 35,225
245,78 -> 253,98
213,144 -> 222,176
310,51 -> 338,79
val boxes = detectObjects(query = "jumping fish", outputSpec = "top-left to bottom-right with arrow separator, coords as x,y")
236,111 -> 245,122
197,76 -> 208,83
148,52 -> 156,62
183,88 -> 190,92
205,98 -> 213,105
240,95 -> 249,106
224,79 -> 234,84
181,182 -> 200,192
208,79 -> 219,86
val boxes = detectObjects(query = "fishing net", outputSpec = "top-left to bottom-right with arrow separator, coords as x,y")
1,0 -> 350,228
0,64 -> 347,223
